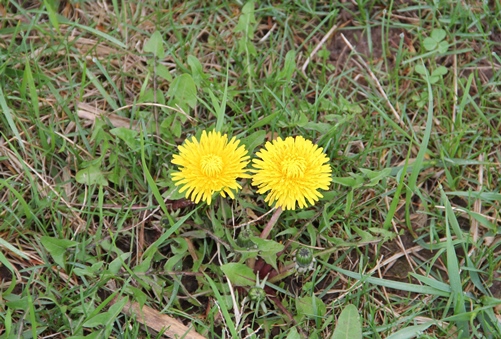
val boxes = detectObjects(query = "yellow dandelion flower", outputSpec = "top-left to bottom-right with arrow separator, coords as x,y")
251,136 -> 332,210
171,130 -> 250,204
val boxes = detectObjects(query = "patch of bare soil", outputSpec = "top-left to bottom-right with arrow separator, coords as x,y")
327,3 -> 411,73
329,25 -> 405,71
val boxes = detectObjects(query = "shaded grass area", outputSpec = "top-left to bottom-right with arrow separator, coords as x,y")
1,0 -> 501,338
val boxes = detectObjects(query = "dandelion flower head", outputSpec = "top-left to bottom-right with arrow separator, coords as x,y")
171,130 -> 250,204
251,136 -> 332,210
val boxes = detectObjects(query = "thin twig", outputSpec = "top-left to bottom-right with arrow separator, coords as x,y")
435,204 -> 499,225
339,33 -> 405,128
258,22 -> 277,43
234,208 -> 276,229
302,24 -> 338,75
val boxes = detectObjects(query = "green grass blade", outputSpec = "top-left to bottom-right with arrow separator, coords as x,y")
203,273 -> 239,338
215,60 -> 231,132
409,273 -> 451,292
0,87 -> 24,152
440,186 -> 468,336
142,206 -> 198,259
319,260 -> 450,297
0,179 -> 34,222
80,62 -> 119,111
383,148 -> 412,230
408,60 -> 434,192
28,293 -> 38,338
0,237 -> 30,261
43,0 -> 60,34
386,321 -> 436,339
58,17 -> 126,49
140,131 -> 171,223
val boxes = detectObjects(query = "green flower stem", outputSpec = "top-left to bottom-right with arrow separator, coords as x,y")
259,207 -> 282,239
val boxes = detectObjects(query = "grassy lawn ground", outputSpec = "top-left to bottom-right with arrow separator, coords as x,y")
1,0 -> 501,338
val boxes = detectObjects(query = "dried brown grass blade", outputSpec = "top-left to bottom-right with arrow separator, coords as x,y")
77,102 -> 139,130
121,301 -> 206,339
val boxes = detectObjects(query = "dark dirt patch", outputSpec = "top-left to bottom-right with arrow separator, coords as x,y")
490,272 -> 501,299
380,231 -> 437,282
0,263 -> 13,283
327,2 -> 412,75
329,26 -> 406,71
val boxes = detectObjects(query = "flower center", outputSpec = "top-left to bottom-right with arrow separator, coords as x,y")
282,156 -> 306,178
201,154 -> 223,176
